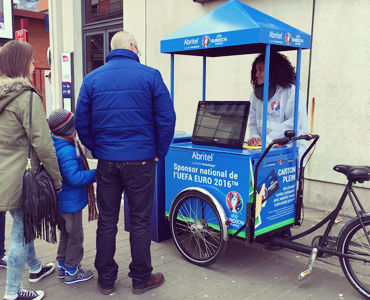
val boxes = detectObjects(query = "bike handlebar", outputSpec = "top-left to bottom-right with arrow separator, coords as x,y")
273,133 -> 320,146
248,131 -> 320,244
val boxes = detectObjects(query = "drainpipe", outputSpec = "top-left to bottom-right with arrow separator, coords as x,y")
306,0 -> 316,112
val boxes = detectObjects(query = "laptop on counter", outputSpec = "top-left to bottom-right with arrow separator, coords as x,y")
191,101 -> 250,149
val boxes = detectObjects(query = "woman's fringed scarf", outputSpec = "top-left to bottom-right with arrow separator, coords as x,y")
55,135 -> 99,221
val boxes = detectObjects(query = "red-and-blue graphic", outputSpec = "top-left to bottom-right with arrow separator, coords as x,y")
202,36 -> 210,47
226,191 -> 243,213
271,101 -> 280,111
261,185 -> 268,202
285,33 -> 292,45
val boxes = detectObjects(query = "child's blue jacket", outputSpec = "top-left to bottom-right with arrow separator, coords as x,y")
52,136 -> 96,214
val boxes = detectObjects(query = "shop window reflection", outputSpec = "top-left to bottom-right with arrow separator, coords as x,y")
86,34 -> 104,74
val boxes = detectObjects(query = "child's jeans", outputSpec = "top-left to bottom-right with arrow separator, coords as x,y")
6,209 -> 42,295
0,211 -> 6,257
56,210 -> 84,268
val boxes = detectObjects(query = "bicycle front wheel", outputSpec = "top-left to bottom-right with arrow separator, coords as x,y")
337,215 -> 370,299
170,190 -> 227,266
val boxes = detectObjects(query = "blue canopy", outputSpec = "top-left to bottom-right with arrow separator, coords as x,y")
161,0 -> 311,56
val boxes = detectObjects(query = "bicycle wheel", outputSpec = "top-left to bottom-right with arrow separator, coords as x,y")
337,215 -> 370,298
170,190 -> 227,266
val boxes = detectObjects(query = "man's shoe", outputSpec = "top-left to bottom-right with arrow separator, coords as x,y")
0,256 -> 7,268
29,263 -> 55,283
64,266 -> 93,284
132,273 -> 165,295
97,280 -> 115,295
7,287 -> 45,300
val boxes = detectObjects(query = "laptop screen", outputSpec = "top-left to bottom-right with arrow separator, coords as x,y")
191,101 -> 250,149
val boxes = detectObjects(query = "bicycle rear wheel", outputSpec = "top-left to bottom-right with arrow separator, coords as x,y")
337,215 -> 370,299
170,190 -> 227,266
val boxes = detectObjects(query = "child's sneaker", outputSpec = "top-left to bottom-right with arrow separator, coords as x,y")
57,265 -> 65,279
64,266 -> 93,284
58,263 -> 81,279
9,287 -> 44,300
29,263 -> 55,283
0,256 -> 7,268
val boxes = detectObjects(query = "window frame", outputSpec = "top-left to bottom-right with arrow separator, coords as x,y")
82,0 -> 123,76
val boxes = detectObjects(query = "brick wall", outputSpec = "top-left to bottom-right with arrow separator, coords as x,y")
14,17 -> 50,112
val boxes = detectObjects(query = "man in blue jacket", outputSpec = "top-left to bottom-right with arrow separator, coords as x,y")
75,31 -> 176,296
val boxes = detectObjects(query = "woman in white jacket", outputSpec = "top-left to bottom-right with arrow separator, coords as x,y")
247,52 -> 308,161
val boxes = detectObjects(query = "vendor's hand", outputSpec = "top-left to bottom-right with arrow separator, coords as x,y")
248,137 -> 262,146
56,188 -> 62,193
154,156 -> 159,162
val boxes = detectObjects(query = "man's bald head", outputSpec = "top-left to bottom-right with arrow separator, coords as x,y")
111,31 -> 138,51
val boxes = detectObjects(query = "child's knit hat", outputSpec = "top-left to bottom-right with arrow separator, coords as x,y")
48,109 -> 76,138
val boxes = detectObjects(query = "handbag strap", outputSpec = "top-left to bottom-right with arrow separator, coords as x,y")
26,91 -> 33,170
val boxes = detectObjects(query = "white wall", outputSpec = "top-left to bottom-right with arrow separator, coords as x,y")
49,0 -> 370,213
307,0 -> 370,186
48,0 -> 82,110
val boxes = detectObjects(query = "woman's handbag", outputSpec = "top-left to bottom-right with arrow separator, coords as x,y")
22,91 -> 60,244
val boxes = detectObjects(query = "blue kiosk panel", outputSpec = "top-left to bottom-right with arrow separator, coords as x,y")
165,142 -> 297,238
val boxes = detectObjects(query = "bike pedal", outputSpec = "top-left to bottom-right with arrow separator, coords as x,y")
298,269 -> 311,280
298,247 -> 318,281
334,217 -> 342,225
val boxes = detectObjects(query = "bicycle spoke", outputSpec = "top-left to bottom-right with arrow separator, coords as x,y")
171,192 -> 227,266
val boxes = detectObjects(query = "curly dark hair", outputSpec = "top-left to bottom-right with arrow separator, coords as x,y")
250,52 -> 296,89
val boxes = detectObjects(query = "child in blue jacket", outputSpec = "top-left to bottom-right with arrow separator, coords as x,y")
48,109 -> 97,285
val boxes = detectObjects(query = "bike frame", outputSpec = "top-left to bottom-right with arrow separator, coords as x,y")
258,180 -> 370,263
250,134 -> 370,264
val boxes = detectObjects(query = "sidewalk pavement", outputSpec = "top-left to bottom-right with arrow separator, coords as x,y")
0,204 -> 365,300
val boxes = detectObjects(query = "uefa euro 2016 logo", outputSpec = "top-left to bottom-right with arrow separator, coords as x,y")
226,191 -> 243,213
271,101 -> 280,111
202,36 -> 210,47
285,33 -> 292,45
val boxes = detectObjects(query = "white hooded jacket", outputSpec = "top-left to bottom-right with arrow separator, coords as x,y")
247,84 -> 308,161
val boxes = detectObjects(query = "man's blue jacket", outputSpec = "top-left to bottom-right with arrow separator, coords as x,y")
75,49 -> 176,162
52,136 -> 96,214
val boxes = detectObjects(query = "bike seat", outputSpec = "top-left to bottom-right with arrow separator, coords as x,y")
333,165 -> 370,182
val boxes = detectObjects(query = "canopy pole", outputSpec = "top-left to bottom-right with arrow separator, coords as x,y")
202,56 -> 206,101
261,44 -> 270,151
293,48 -> 302,158
171,54 -> 174,102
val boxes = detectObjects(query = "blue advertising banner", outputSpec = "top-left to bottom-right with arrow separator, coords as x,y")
166,144 -> 298,239
165,146 -> 252,236
254,159 -> 297,236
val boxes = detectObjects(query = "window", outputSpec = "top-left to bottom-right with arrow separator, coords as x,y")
85,0 -> 123,24
84,28 -> 121,75
82,0 -> 122,75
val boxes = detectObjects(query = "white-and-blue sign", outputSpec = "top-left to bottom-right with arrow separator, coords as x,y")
62,82 -> 71,97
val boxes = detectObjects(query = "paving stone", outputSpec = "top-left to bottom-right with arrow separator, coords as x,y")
0,202 -> 367,300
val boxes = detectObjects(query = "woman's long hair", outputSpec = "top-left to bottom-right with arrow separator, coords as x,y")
0,40 -> 34,79
250,52 -> 296,89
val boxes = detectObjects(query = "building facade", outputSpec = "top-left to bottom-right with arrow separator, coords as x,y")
48,0 -> 370,213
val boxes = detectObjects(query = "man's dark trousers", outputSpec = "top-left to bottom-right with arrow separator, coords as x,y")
95,159 -> 156,289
